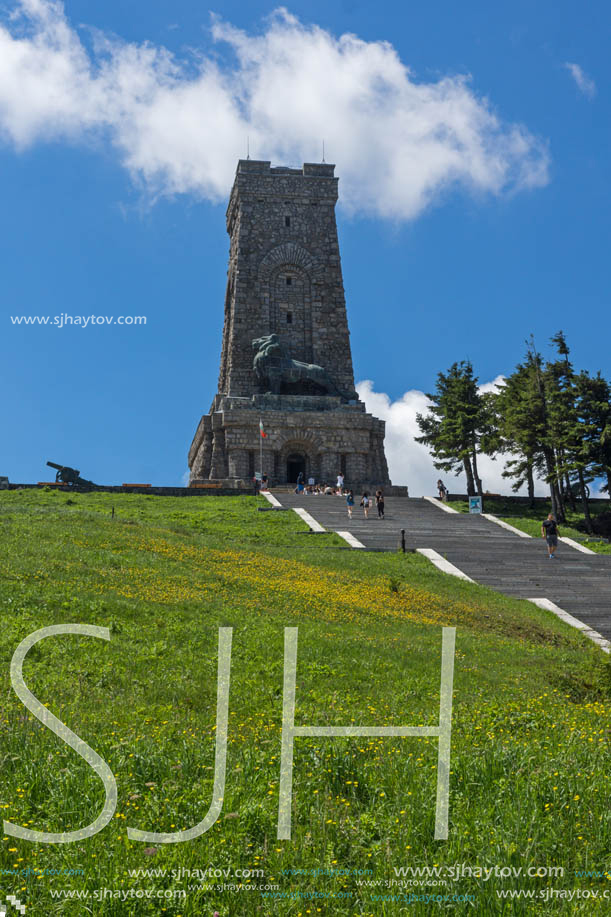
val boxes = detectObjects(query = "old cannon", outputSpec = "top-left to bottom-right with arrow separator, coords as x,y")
46,461 -> 95,488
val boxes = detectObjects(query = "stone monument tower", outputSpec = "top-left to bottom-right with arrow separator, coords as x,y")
188,159 -> 393,489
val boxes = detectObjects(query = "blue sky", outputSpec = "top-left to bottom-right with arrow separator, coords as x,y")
1,0 -> 609,490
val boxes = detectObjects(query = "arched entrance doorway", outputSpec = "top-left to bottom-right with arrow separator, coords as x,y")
286,453 -> 306,483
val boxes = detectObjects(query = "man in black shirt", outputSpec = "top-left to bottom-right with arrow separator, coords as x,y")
541,513 -> 559,558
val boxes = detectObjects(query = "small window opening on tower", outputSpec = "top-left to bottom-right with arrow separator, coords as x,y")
286,312 -> 293,324
286,276 -> 292,286
285,216 -> 291,227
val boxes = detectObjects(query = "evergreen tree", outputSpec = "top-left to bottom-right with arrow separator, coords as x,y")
527,336 -> 567,521
546,332 -> 592,529
420,336 -> 610,512
416,361 -> 486,496
576,370 -> 611,501
494,338 -> 565,519
494,360 -> 545,507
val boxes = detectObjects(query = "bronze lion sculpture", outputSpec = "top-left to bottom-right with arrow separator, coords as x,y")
252,334 -> 357,400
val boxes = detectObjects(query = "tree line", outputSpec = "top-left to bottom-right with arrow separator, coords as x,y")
415,332 -> 611,528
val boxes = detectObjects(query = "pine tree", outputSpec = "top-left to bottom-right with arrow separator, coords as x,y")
495,339 -> 565,519
420,337 -> 610,512
546,332 -> 601,531
493,361 -> 544,507
415,361 -> 486,496
576,371 -> 611,501
528,337 -> 567,521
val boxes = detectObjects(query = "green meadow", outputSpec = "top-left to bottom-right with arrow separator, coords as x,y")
0,490 -> 609,915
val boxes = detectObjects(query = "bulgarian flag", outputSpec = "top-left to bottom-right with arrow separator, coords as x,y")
259,419 -> 267,438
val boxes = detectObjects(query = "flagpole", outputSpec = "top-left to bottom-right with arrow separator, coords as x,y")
259,417 -> 263,479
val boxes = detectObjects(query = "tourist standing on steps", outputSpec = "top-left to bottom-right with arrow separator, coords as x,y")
437,479 -> 448,501
346,490 -> 355,519
337,472 -> 344,492
295,471 -> 305,494
360,492 -> 370,518
375,489 -> 385,519
541,513 -> 560,558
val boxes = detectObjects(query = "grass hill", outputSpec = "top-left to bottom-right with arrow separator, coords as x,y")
0,490 -> 609,915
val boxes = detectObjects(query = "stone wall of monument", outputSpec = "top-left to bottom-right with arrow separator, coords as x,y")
189,159 -> 394,490
189,395 -> 390,488
217,160 -> 355,399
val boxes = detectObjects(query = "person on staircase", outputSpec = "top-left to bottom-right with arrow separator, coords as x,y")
541,513 -> 560,559
346,490 -> 355,519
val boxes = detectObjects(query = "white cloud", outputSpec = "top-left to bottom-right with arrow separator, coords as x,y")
0,1 -> 549,218
356,380 -> 437,495
357,379 -> 548,497
478,374 -> 505,395
564,62 -> 596,99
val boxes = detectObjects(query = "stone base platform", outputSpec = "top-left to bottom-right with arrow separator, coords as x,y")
189,393 -> 394,489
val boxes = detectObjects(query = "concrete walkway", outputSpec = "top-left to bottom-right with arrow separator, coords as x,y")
275,493 -> 611,645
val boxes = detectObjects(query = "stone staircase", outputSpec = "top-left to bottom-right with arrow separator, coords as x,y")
274,493 -> 611,642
